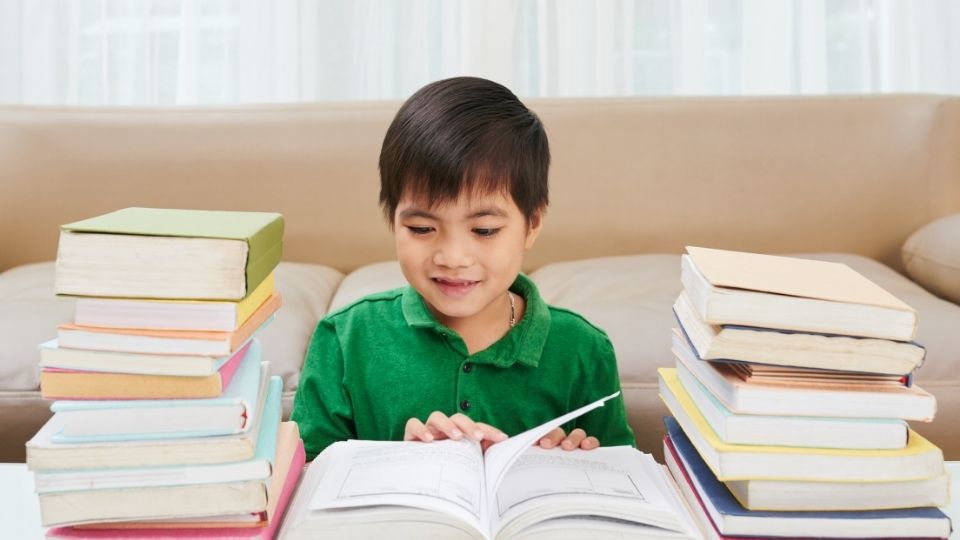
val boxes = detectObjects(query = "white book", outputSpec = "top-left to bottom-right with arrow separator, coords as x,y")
279,392 -> 700,540
673,329 -> 937,421
33,377 -> 283,494
26,416 -> 260,472
681,246 -> 917,341
674,360 -> 909,450
73,272 -> 276,331
673,290 -> 925,375
55,292 -> 279,357
724,472 -> 951,513
663,432 -> 951,537
56,325 -> 242,356
658,369 -> 945,482
38,339 -> 230,376
47,342 -> 268,442
38,481 -> 267,528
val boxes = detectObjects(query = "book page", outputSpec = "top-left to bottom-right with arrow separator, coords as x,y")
491,447 -> 691,538
482,391 -> 620,507
496,448 -> 647,515
308,439 -> 486,535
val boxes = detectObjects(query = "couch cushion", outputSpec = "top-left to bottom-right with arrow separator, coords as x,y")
530,256 -> 682,384
327,261 -> 407,313
0,263 -> 74,391
531,254 -> 960,386
258,262 -> 343,391
807,253 -> 960,383
902,213 -> 960,305
0,261 -> 343,393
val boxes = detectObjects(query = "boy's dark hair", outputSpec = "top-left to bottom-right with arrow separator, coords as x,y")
379,76 -> 549,224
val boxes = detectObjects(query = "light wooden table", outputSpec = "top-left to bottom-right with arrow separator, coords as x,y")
3,462 -> 960,539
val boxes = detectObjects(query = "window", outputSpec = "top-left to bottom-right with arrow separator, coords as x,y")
2,0 -> 958,105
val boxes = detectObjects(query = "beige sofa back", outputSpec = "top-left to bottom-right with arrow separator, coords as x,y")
1,95 -> 958,274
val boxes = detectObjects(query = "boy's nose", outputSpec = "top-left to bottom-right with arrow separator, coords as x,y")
433,237 -> 473,268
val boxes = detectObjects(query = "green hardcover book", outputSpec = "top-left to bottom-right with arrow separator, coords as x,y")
55,207 -> 283,300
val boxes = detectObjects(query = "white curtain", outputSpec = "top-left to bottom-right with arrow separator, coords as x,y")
1,0 -> 958,105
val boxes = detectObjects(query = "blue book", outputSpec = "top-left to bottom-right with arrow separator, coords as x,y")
663,416 -> 951,539
34,376 -> 283,493
50,339 -> 268,443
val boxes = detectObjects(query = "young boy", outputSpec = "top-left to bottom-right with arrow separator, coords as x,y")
292,76 -> 634,460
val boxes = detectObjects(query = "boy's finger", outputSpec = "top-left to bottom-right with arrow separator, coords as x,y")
481,439 -> 497,454
426,411 -> 463,440
561,428 -> 587,450
538,427 -> 566,449
475,422 -> 508,443
404,418 -> 434,442
580,436 -> 600,450
449,413 -> 484,441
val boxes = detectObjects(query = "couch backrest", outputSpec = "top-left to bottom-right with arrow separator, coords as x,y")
1,95 -> 958,274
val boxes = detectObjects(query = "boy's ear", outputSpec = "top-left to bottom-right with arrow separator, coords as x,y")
524,210 -> 544,250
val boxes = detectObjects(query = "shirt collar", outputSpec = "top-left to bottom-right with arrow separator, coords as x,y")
401,273 -> 550,368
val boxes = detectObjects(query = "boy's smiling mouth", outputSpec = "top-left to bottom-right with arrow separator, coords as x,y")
432,277 -> 480,298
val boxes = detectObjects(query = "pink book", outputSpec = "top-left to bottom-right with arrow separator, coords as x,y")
47,439 -> 306,540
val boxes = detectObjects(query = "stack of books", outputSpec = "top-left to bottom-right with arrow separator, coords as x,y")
25,208 -> 304,540
659,246 -> 952,539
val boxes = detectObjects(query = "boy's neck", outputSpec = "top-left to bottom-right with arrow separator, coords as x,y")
437,292 -> 526,355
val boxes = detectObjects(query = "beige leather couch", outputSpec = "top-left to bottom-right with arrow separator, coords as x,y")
1,95 -> 959,463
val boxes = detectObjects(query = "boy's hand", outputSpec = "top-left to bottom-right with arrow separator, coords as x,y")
404,412 -> 508,452
537,428 -> 599,450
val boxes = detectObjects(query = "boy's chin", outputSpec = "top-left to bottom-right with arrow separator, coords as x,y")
427,300 -> 481,321
421,294 -> 486,322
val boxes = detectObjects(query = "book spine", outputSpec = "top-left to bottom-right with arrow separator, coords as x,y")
244,216 -> 284,296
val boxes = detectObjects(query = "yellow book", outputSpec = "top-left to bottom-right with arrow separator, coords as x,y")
658,367 -> 944,482
73,273 -> 276,331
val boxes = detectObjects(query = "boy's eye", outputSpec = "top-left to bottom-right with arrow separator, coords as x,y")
406,226 -> 434,235
473,228 -> 500,237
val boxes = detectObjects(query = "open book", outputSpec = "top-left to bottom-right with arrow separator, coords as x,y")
279,392 -> 699,540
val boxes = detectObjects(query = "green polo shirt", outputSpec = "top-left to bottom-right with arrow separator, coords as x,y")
291,273 -> 635,459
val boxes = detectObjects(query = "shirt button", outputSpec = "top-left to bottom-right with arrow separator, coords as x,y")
459,400 -> 470,411
462,363 -> 473,373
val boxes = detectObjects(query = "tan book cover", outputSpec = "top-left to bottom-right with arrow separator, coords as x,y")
40,370 -> 226,400
686,246 -> 914,312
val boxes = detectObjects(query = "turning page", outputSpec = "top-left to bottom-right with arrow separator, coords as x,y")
482,391 -> 621,505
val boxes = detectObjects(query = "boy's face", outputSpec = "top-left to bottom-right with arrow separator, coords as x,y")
394,189 -> 542,330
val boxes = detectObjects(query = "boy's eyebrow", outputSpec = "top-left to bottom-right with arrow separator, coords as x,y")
397,207 -> 509,220
398,208 -> 437,220
467,207 -> 508,219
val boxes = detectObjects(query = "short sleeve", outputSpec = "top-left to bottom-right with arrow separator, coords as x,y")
574,334 -> 636,447
291,317 -> 356,460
